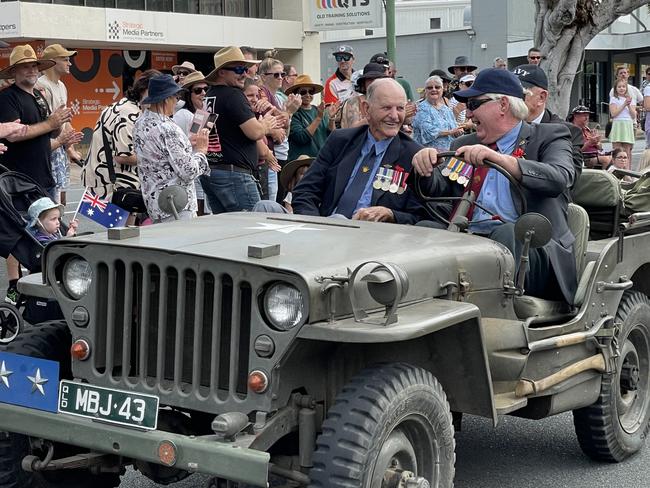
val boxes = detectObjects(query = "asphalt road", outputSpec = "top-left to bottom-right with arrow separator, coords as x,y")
2,142 -> 650,487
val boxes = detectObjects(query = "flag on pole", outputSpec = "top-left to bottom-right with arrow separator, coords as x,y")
77,189 -> 129,228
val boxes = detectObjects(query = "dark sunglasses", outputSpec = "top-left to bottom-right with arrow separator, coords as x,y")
299,89 -> 315,96
463,81 -> 473,87
334,54 -> 352,62
177,70 -> 191,76
265,72 -> 286,79
192,86 -> 208,95
222,65 -> 249,75
528,55 -> 541,60
467,98 -> 495,111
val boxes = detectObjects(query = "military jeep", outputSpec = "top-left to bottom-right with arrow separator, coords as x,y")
1,168 -> 650,488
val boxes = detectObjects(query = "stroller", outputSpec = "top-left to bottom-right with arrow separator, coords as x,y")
0,164 -> 64,342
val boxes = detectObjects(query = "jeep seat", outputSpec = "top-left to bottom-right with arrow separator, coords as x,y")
572,169 -> 622,239
513,203 -> 594,319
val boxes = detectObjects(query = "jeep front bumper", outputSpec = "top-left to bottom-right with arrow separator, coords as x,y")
0,403 -> 269,486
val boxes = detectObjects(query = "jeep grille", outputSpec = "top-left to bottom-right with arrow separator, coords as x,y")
91,259 -> 253,406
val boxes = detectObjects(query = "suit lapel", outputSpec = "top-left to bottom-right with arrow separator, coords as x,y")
510,122 -> 533,215
371,136 -> 402,205
332,130 -> 368,206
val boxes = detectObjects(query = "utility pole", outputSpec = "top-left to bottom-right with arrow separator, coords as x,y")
386,0 -> 396,63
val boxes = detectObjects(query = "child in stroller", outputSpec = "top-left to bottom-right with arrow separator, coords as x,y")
27,197 -> 78,243
0,165 -> 76,340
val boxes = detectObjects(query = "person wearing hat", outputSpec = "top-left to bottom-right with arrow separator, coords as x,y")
447,56 -> 477,81
133,74 -> 209,223
172,71 -> 212,215
286,74 -> 337,161
568,104 -> 611,169
202,46 -> 280,214
37,43 -> 83,206
513,64 -> 583,181
449,73 -> 476,128
292,78 -> 426,224
0,44 -> 75,306
27,196 -> 78,243
340,63 -> 387,129
171,61 -> 196,83
412,67 -> 578,305
323,45 -> 356,105
281,154 -> 314,212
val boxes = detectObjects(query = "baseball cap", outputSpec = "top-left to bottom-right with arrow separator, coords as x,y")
453,68 -> 524,103
333,45 -> 354,56
42,44 -> 77,60
460,74 -> 476,84
512,64 -> 548,90
369,52 -> 390,67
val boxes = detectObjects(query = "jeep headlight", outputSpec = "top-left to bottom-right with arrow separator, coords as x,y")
264,283 -> 304,331
63,257 -> 93,299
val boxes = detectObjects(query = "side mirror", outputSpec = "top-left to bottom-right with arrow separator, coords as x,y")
514,213 -> 552,294
158,185 -> 188,221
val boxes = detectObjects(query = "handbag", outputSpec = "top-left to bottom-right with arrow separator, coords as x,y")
101,125 -> 147,213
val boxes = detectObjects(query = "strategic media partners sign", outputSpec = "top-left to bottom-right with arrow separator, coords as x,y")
106,9 -> 167,43
308,0 -> 383,31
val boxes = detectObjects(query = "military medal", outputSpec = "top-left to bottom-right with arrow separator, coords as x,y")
441,158 -> 455,177
381,168 -> 393,191
457,164 -> 472,186
372,167 -> 385,189
397,172 -> 409,194
448,159 -> 460,181
388,170 -> 399,193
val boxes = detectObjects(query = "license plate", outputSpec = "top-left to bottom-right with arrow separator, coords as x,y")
58,381 -> 159,430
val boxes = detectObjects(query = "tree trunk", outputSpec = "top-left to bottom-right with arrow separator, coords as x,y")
534,0 -> 648,118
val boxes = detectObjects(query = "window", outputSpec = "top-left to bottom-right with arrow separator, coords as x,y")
430,17 -> 441,29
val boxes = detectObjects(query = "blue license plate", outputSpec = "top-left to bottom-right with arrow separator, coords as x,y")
0,352 -> 60,413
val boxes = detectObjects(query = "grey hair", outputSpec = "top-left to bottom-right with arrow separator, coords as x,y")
366,78 -> 406,103
493,57 -> 506,66
425,75 -> 443,87
482,92 -> 529,121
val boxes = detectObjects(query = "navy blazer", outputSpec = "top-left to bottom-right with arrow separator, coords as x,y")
292,127 -> 427,225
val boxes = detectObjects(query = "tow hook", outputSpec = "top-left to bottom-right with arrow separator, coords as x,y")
22,441 -> 54,472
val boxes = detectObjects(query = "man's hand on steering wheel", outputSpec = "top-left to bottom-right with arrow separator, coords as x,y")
412,148 -> 440,177
455,144 -> 522,180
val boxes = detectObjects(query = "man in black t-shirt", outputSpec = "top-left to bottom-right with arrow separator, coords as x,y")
202,46 -> 279,214
0,45 -> 71,306
0,45 -> 72,193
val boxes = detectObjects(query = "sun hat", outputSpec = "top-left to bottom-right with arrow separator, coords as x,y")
140,74 -> 182,105
171,61 -> 196,75
428,69 -> 453,82
285,74 -> 323,95
280,155 -> 314,190
0,45 -> 56,80
179,71 -> 206,88
512,64 -> 548,90
42,44 -> 77,60
28,197 -> 64,229
204,46 -> 261,83
447,55 -> 477,74
452,68 -> 524,103
357,63 -> 388,85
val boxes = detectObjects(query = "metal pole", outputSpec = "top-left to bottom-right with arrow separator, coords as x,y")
386,0 -> 396,63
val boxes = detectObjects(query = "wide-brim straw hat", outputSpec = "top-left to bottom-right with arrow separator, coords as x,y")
172,61 -> 196,75
42,44 -> 77,60
0,45 -> 56,80
285,74 -> 323,95
280,155 -> 314,190
204,46 -> 260,83
180,71 -> 206,88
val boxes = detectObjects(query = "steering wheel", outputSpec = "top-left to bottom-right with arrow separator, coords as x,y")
413,151 -> 527,230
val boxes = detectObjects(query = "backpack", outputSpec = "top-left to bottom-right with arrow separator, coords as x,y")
622,171 -> 650,215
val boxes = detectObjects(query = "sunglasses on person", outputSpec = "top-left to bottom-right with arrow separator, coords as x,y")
467,97 -> 496,111
528,56 -> 542,60
222,65 -> 249,75
463,81 -> 473,87
298,89 -> 315,96
334,53 -> 352,62
192,86 -> 208,95
265,72 -> 286,79
177,70 -> 191,77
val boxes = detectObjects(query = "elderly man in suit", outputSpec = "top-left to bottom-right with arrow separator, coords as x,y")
412,68 -> 577,304
292,78 -> 425,224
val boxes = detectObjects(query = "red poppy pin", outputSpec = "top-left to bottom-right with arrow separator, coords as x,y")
512,147 -> 525,158
395,164 -> 405,173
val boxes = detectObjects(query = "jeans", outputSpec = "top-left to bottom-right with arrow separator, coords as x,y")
200,169 -> 260,214
267,169 -> 278,202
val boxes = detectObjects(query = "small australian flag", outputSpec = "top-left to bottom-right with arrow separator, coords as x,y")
78,189 -> 129,228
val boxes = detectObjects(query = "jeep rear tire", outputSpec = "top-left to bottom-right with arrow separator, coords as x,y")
309,363 -> 455,488
0,321 -> 121,488
573,290 -> 650,462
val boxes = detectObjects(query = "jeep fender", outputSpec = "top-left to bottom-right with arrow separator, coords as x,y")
297,299 -> 496,423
